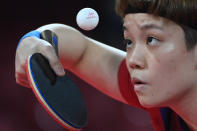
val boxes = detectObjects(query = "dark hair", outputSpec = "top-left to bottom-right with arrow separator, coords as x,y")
115,0 -> 197,50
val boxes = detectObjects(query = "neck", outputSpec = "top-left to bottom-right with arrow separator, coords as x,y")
170,87 -> 197,131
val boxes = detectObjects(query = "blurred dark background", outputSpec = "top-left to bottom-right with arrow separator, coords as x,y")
0,0 -> 154,130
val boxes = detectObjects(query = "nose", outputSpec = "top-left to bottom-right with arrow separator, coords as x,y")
127,46 -> 145,70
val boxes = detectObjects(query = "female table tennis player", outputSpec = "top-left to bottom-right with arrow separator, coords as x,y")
15,0 -> 197,130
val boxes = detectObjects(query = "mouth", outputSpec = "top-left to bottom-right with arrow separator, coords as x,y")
132,77 -> 148,93
132,78 -> 147,85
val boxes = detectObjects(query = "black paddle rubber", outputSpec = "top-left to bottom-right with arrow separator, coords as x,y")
27,30 -> 88,130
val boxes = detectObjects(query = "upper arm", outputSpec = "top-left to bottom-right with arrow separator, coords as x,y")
73,37 -> 128,104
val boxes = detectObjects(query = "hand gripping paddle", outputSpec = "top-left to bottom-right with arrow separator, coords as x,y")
26,30 -> 88,131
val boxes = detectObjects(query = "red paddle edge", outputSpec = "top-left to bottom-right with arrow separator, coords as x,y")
26,55 -> 82,131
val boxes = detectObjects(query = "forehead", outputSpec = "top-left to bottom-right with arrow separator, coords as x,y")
123,13 -> 166,28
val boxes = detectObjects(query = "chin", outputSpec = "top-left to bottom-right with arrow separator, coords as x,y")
138,97 -> 162,109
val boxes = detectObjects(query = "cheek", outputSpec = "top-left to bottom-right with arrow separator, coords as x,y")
148,43 -> 187,86
150,53 -> 177,81
148,52 -> 185,95
148,51 -> 191,100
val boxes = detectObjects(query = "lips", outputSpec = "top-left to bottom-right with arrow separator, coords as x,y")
132,77 -> 148,93
132,77 -> 147,85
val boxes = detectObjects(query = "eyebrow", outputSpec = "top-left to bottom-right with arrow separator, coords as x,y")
123,23 -> 163,31
140,23 -> 163,31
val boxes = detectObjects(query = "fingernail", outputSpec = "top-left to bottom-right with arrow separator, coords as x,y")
55,66 -> 65,76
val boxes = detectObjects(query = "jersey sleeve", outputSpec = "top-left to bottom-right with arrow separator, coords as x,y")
117,59 -> 143,108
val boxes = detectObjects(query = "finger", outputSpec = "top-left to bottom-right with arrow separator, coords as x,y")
16,78 -> 30,88
16,72 -> 28,81
38,41 -> 65,76
15,66 -> 30,87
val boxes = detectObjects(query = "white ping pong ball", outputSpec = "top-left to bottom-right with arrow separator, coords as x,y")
76,8 -> 99,31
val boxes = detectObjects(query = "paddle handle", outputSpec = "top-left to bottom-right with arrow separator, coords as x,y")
35,30 -> 59,85
40,30 -> 59,56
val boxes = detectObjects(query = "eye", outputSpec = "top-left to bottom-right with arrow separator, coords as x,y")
124,39 -> 133,48
147,36 -> 160,46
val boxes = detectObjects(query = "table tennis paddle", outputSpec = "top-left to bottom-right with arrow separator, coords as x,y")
26,30 -> 88,131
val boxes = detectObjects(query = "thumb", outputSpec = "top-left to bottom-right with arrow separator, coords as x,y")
52,61 -> 65,76
40,44 -> 66,76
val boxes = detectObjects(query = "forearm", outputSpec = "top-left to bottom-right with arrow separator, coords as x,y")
37,23 -> 87,70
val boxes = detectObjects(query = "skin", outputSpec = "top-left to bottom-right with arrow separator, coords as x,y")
15,13 -> 197,130
123,13 -> 197,130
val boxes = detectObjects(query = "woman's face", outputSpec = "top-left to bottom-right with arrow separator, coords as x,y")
124,13 -> 197,108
